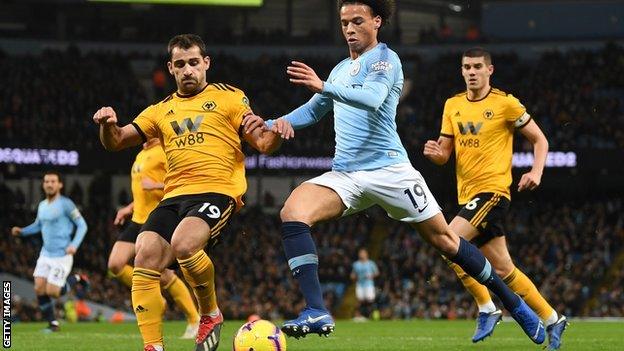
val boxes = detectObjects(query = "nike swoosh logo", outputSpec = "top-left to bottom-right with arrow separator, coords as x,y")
306,314 -> 329,324
417,203 -> 430,213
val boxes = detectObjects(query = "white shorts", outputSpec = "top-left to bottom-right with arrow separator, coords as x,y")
306,163 -> 441,222
33,254 -> 74,287
356,285 -> 376,302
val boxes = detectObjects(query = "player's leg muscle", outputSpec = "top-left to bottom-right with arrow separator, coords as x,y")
45,283 -> 62,298
480,236 -> 515,277
108,241 -> 136,274
170,216 -> 211,259
410,213 -> 460,255
34,277 -> 47,295
280,183 -> 345,226
135,231 -> 174,271
449,216 -> 480,241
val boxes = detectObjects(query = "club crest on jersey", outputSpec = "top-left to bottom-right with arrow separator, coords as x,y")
242,96 -> 250,107
483,109 -> 494,120
202,101 -> 217,111
350,61 -> 361,76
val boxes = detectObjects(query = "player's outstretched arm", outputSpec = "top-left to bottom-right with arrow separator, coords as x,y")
423,137 -> 454,165
15,218 -> 42,237
518,119 -> 549,191
93,106 -> 143,151
242,113 -> 283,154
287,61 -> 388,112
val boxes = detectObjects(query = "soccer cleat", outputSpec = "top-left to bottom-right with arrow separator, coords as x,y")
472,310 -> 503,342
195,312 -> 223,351
42,322 -> 60,333
144,345 -> 164,351
281,307 -> 335,339
509,299 -> 545,344
546,315 -> 568,350
180,322 -> 199,339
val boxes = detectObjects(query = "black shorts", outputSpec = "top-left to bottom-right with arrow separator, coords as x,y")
457,192 -> 510,247
141,192 -> 236,248
117,220 -> 143,243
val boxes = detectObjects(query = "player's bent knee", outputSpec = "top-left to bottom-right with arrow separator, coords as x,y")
46,286 -> 61,298
34,286 -> 46,296
280,203 -> 314,225
170,237 -> 202,260
494,260 -> 515,278
134,245 -> 164,271
107,257 -> 125,274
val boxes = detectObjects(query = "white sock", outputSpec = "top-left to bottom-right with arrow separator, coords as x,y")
544,310 -> 559,327
207,309 -> 220,318
477,301 -> 497,313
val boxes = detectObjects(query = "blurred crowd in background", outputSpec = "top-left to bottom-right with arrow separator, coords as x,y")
1,42 -> 623,322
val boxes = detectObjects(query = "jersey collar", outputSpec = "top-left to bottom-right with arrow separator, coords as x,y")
466,87 -> 492,102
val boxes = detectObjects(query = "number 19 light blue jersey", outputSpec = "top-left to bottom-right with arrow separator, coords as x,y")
272,43 -> 409,172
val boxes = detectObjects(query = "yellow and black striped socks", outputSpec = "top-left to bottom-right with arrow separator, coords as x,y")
110,264 -> 134,288
448,260 -> 496,312
132,267 -> 165,347
178,250 -> 218,315
504,268 -> 558,325
164,275 -> 200,324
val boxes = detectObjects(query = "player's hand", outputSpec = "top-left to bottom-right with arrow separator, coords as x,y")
518,171 -> 542,191
66,246 -> 77,255
287,61 -> 324,93
10,227 -> 21,236
423,140 -> 443,160
271,118 -> 295,140
242,113 -> 267,135
93,106 -> 118,125
114,207 -> 132,226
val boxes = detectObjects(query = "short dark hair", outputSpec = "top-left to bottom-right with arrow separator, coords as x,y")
167,34 -> 208,59
338,0 -> 395,27
43,170 -> 62,183
462,47 -> 492,65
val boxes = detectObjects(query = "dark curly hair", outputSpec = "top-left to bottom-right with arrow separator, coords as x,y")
167,34 -> 208,59
338,0 -> 395,27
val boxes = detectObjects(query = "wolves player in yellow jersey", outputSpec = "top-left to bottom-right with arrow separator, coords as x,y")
108,138 -> 200,339
92,34 -> 282,351
424,47 -> 567,349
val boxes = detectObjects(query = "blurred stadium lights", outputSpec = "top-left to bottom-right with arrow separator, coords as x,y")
448,3 -> 463,13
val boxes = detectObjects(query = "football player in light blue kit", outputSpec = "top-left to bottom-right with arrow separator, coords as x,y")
262,0 -> 545,344
11,171 -> 88,332
351,248 -> 379,319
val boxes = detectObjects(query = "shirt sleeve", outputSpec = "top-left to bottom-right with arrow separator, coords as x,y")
132,104 -> 160,142
230,90 -> 253,135
63,198 -> 88,249
440,99 -> 454,138
320,51 -> 398,112
269,93 -> 333,130
505,94 -> 531,128
21,207 -> 42,236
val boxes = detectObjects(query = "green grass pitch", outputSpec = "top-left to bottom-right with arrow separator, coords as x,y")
9,319 -> 623,350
